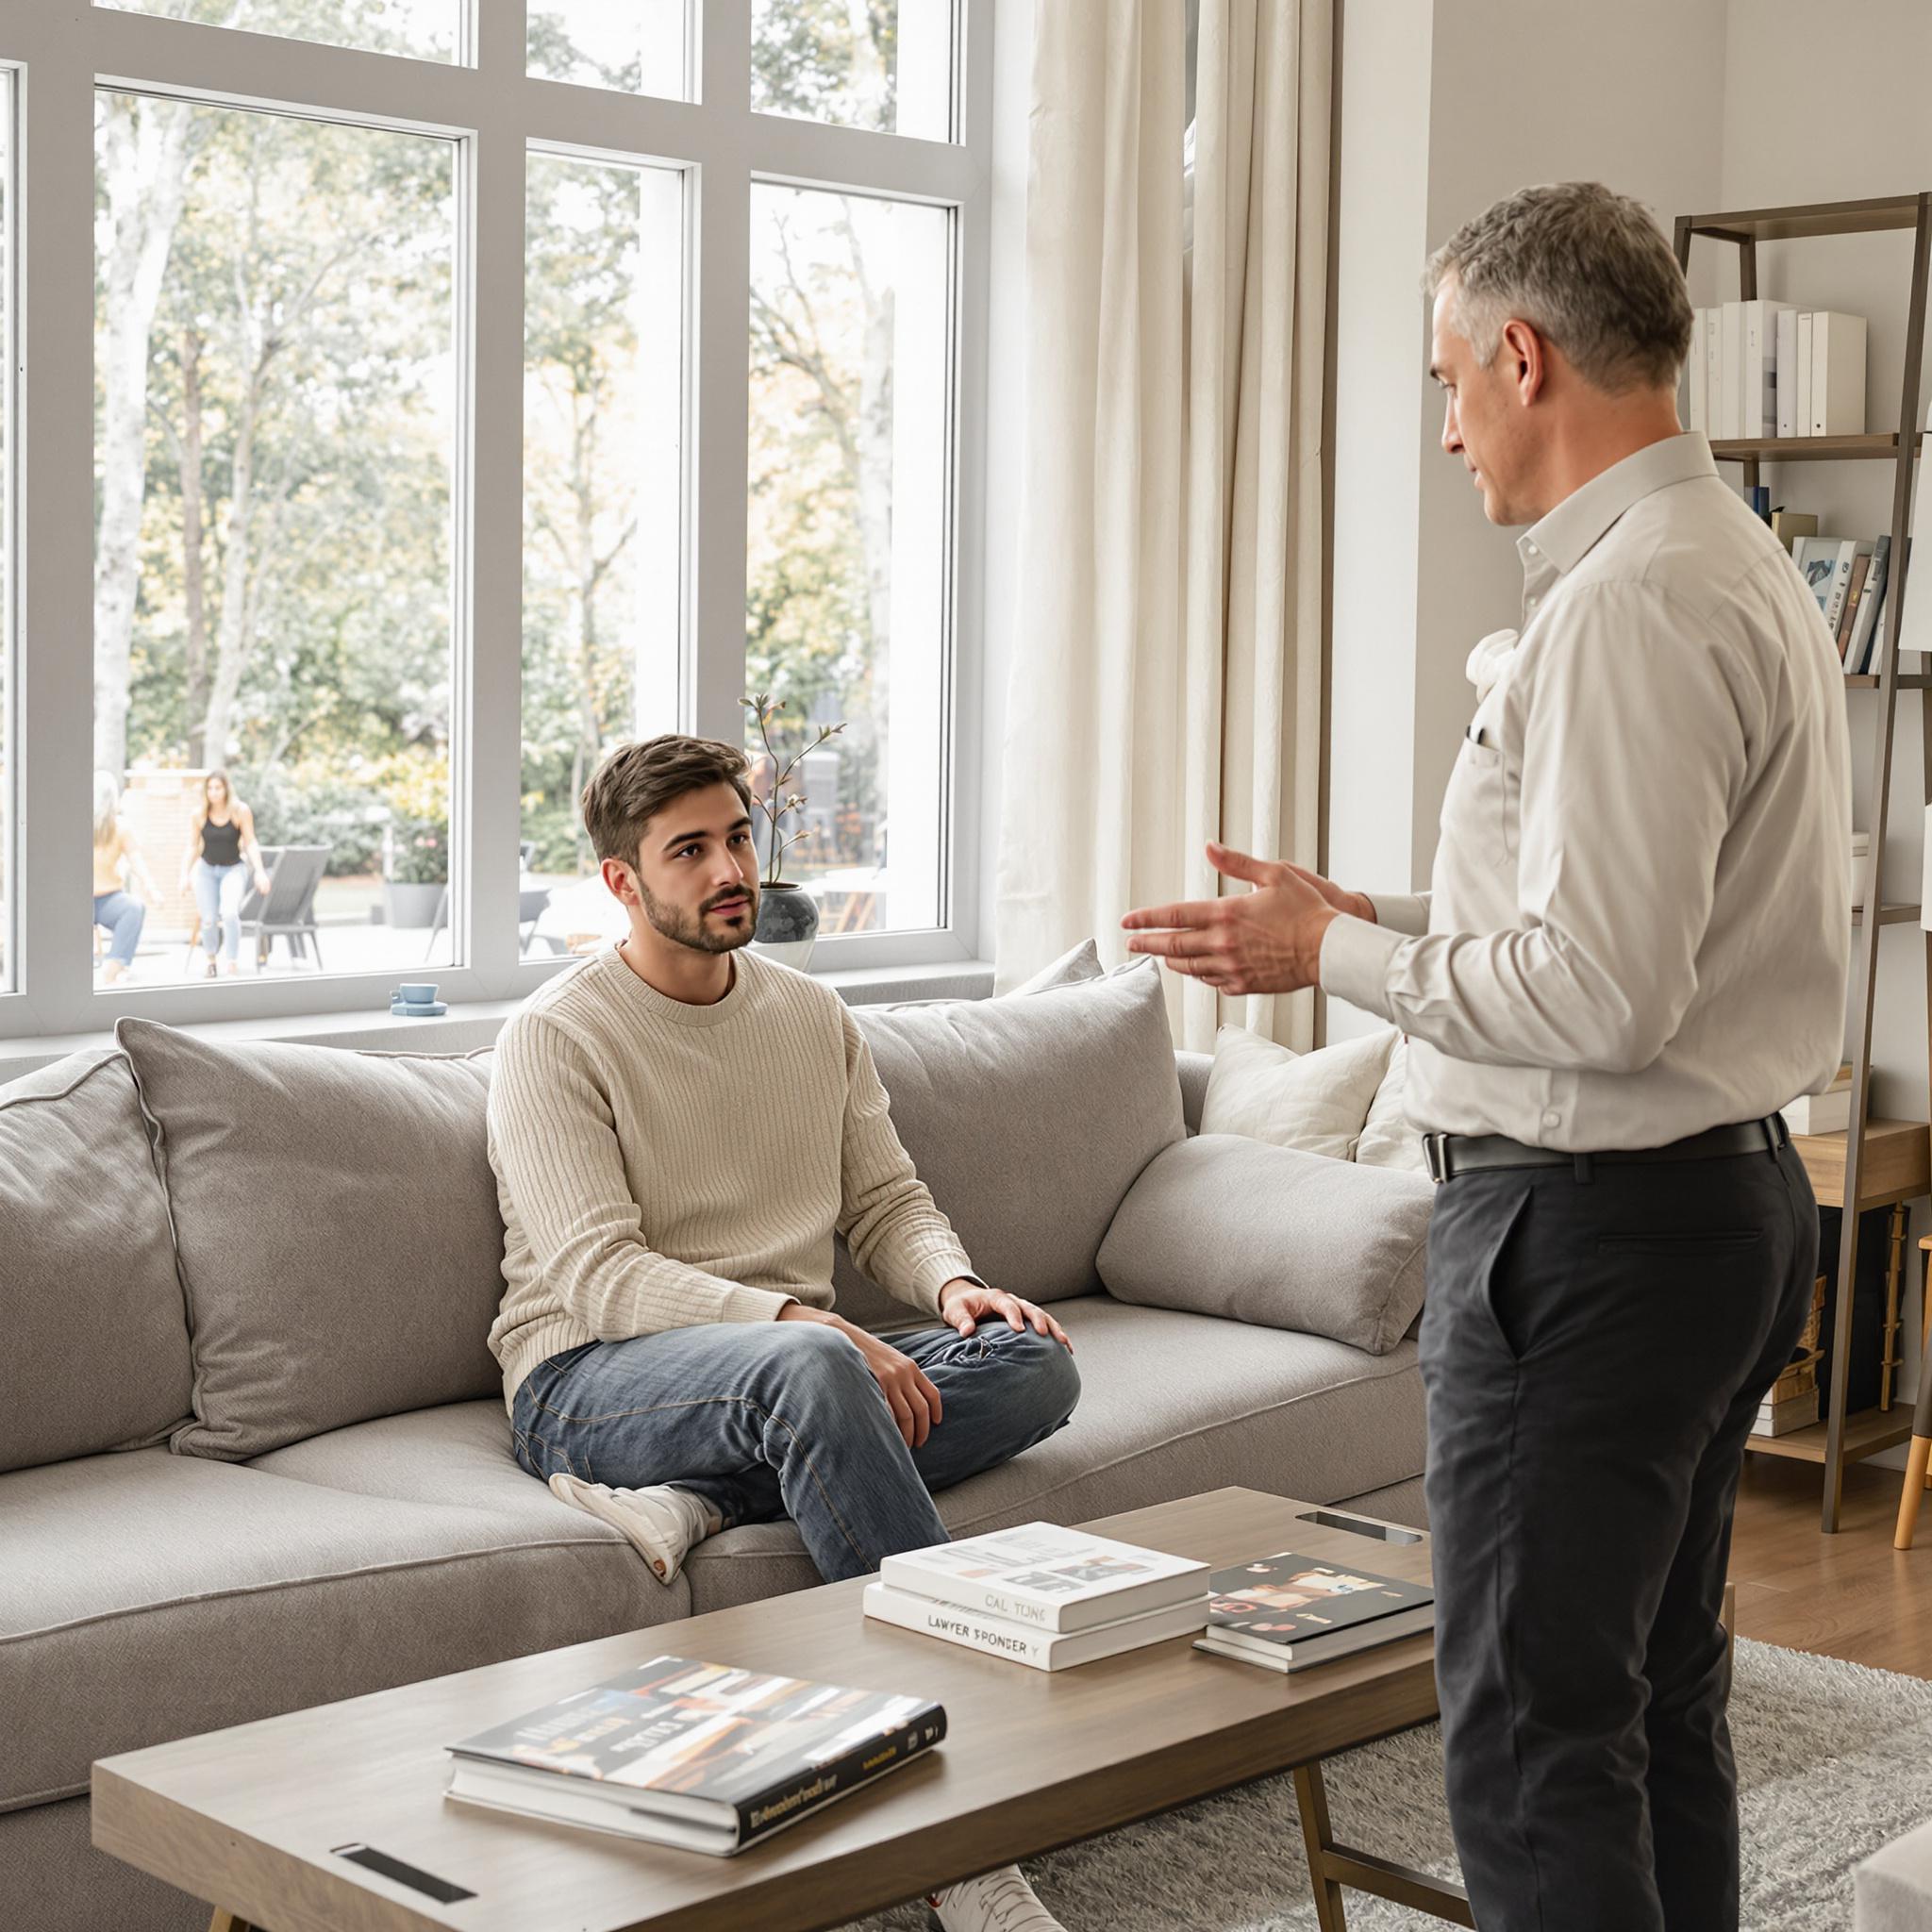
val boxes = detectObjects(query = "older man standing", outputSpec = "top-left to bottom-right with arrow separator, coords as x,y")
1124,182 -> 1850,1931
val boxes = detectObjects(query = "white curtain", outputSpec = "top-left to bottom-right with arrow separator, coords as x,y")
991,0 -> 1333,1054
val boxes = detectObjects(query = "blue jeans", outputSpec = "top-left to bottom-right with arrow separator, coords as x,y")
192,858 -> 248,960
92,891 -> 145,967
510,1320 -> 1081,1582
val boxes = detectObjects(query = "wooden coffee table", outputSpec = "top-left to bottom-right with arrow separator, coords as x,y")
92,1486 -> 1467,1932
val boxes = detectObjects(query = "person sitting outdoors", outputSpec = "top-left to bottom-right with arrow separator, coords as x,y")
92,773 -> 158,986
487,734 -> 1082,1932
178,770 -> 272,978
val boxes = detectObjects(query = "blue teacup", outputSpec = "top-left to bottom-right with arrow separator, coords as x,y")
391,983 -> 438,1007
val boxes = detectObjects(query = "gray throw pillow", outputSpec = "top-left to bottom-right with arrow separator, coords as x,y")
833,958 -> 1184,1316
116,1020 -> 502,1459
1096,1133 -> 1434,1355
0,1051 -> 194,1472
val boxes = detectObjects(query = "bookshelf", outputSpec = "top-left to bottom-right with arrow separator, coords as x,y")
1674,193 -> 1932,1534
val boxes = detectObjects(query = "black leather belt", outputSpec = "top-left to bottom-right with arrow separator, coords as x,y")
1422,1115 -> 1790,1184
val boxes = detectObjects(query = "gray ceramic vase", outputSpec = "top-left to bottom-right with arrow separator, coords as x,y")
753,881 -> 820,971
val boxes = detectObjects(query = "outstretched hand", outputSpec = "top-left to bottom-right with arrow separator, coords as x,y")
1121,841 -> 1348,996
939,1280 -> 1073,1352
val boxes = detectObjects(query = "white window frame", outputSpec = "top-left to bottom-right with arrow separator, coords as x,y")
0,0 -> 991,1042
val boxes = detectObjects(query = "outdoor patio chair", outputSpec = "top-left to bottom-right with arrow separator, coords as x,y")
423,883 -> 561,959
244,844 -> 329,972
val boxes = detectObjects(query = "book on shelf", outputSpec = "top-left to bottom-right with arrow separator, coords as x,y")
1795,311 -> 1814,436
1744,300 -> 1794,439
1689,309 -> 1708,437
1845,535 -> 1891,675
443,1656 -> 944,1857
1900,403 -> 1932,656
1707,307 -> 1724,438
1771,509 -> 1818,552
1782,1064 -> 1854,1137
861,1580 -> 1208,1671
1775,308 -> 1802,438
1792,534 -> 1845,624
877,1522 -> 1209,1633
1721,302 -> 1745,440
1809,312 -> 1868,436
1752,1389 -> 1820,1437
1192,1551 -> 1434,1675
1824,540 -> 1875,642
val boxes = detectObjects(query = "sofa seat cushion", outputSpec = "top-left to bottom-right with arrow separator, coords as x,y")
0,1420 -> 677,1813
680,1296 -> 1426,1614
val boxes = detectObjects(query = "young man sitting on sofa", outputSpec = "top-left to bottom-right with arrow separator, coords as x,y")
488,734 -> 1082,1932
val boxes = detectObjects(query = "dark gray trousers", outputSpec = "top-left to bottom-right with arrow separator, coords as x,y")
1420,1138 -> 1817,1932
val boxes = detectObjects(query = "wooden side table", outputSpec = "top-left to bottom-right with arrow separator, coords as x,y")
1892,1237 -> 1932,1550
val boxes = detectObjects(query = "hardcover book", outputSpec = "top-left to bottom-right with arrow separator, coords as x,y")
878,1522 -> 1208,1633
445,1657 -> 944,1856
1205,1545 -> 1437,1654
861,1581 -> 1208,1671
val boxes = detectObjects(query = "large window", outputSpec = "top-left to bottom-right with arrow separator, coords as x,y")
746,184 -> 951,935
522,152 -> 684,955
92,92 -> 457,987
0,0 -> 983,1036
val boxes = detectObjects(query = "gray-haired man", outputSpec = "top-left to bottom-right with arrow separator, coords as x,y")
1124,182 -> 1849,1930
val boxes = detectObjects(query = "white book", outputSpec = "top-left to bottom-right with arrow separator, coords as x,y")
1810,311 -> 1868,436
1782,1091 -> 1852,1136
1743,300 -> 1794,439
1775,307 -> 1801,438
1193,1605 -> 1437,1675
861,1581 -> 1208,1671
1715,307 -> 1731,440
878,1522 -> 1208,1633
1688,309 -> 1708,435
1796,312 -> 1815,436
1720,302 -> 1744,439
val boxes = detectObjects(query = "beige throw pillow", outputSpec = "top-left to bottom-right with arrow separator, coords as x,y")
1198,1024 -> 1398,1160
1355,1034 -> 1429,1174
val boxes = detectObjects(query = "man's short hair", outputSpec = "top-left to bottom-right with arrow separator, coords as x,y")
1424,181 -> 1693,393
581,736 -> 754,867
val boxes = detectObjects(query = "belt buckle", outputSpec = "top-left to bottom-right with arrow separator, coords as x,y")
1424,1132 -> 1448,1183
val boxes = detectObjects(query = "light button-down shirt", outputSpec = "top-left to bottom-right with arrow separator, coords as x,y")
1321,432 -> 1852,1152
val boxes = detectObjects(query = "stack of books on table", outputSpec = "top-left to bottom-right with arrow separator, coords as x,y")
1754,1275 -> 1827,1439
443,1656 -> 944,1855
863,1523 -> 1210,1671
1782,1063 -> 1854,1137
1194,1551 -> 1434,1674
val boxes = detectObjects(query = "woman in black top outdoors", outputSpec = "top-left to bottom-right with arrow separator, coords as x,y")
178,771 -> 272,977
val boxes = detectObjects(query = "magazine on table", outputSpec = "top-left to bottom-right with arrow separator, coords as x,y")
445,1656 -> 944,1855
1194,1551 -> 1434,1674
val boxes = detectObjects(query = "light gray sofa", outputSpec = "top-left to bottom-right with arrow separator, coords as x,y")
0,963 -> 1428,1932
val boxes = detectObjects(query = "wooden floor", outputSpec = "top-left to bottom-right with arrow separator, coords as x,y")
1729,1452 -> 1932,1678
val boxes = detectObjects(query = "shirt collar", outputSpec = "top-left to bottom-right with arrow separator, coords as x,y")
1516,432 -> 1717,591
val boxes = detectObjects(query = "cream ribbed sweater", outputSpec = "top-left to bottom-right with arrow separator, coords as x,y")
485,944 -> 977,1405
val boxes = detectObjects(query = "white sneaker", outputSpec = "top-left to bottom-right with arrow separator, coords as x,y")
545,1474 -> 715,1584
927,1865 -> 1066,1932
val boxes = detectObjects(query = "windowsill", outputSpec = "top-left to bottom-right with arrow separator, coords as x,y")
0,957 -> 998,1083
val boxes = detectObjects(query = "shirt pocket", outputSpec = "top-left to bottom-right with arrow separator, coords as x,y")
1442,712 -> 1513,873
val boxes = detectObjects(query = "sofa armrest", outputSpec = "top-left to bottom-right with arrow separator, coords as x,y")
1176,1050 -> 1212,1135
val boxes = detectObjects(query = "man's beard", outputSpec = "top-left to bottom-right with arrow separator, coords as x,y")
638,879 -> 758,956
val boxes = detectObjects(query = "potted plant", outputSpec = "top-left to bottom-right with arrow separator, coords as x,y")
744,692 -> 844,970
377,755 -> 451,931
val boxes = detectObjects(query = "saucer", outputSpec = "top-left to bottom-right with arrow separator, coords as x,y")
391,999 -> 448,1017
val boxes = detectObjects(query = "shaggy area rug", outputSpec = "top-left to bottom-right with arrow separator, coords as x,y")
841,1638 -> 1932,1930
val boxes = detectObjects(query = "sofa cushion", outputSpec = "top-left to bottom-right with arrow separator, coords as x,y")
680,1296 -> 1426,1614
1200,1023 -> 1397,1159
0,1051 -> 192,1474
114,1020 -> 505,1460
1357,1034 -> 1428,1174
830,960 -> 1184,1324
1096,1135 -> 1433,1354
0,1411 -> 675,1813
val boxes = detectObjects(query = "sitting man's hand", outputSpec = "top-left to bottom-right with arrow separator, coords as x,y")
939,1278 -> 1073,1353
779,1303 -> 942,1450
